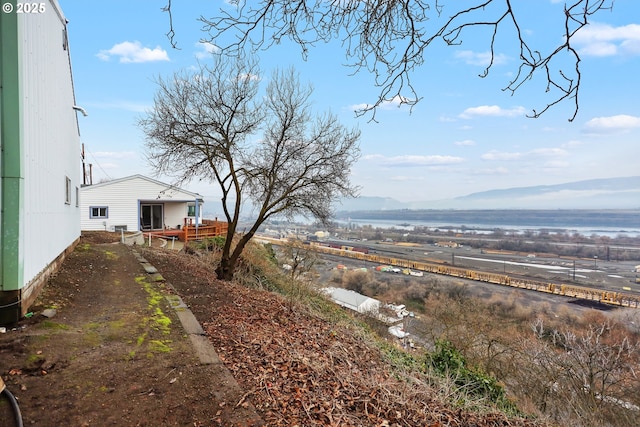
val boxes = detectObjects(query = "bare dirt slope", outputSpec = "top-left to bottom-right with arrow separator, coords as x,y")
1,233 -> 545,426
0,234 -> 261,426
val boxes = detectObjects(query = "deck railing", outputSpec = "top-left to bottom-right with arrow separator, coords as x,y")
183,218 -> 228,243
146,218 -> 228,243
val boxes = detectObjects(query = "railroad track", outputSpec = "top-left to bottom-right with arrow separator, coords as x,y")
261,237 -> 640,309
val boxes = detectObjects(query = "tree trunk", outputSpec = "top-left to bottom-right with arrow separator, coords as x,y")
216,256 -> 235,281
215,233 -> 253,281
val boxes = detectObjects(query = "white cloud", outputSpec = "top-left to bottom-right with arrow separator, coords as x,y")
238,72 -> 260,81
481,150 -> 523,161
366,154 -> 464,167
454,50 -> 508,67
97,41 -> 169,63
379,96 -> 412,110
194,41 -> 219,59
349,95 -> 414,112
390,175 -> 425,182
459,105 -> 526,119
481,147 -> 567,161
472,167 -> 510,175
583,114 -> 640,134
562,140 -> 583,148
454,139 -> 476,146
573,22 -> 640,57
349,102 -> 372,111
529,148 -> 569,157
92,151 -> 138,160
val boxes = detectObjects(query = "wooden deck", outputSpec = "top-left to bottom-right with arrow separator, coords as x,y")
147,219 -> 228,242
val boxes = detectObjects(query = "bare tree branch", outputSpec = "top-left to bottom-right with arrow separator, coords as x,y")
162,0 -> 613,121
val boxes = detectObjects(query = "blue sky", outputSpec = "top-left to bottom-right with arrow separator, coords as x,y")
59,0 -> 640,208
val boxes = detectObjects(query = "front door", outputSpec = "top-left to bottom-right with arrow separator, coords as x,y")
140,204 -> 163,230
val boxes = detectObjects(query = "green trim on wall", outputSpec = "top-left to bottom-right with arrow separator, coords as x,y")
1,2 -> 25,293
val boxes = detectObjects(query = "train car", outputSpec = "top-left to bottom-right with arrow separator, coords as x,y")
301,236 -> 640,309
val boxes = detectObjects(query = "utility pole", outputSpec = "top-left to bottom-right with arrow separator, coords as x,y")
81,143 -> 86,185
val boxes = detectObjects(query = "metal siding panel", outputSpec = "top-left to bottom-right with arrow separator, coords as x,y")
20,2 -> 81,284
0,1 -> 24,293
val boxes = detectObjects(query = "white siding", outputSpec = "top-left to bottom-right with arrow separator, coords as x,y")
80,176 -> 203,231
20,1 -> 81,286
164,203 -> 191,229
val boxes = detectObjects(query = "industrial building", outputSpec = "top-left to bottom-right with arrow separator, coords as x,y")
0,1 -> 83,324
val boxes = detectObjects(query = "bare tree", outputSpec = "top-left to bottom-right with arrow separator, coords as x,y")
281,238 -> 318,281
528,318 -> 639,426
139,56 -> 360,280
163,0 -> 613,121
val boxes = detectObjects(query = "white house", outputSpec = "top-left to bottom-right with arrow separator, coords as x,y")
0,1 -> 83,324
80,175 -> 204,232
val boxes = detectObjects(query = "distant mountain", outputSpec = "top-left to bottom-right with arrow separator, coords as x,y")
335,196 -> 409,211
447,176 -> 640,210
339,176 -> 640,211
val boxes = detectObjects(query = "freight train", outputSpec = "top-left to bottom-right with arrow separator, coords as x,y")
306,240 -> 640,309
311,241 -> 369,254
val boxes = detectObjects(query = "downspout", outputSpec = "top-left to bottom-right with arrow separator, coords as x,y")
0,2 -> 25,325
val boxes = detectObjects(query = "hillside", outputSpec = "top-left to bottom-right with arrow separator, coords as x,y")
1,234 -> 545,426
143,246 -> 545,426
338,176 -> 640,211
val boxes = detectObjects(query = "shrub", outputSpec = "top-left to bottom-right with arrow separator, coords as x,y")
425,339 -> 515,411
197,235 -> 226,251
342,269 -> 371,293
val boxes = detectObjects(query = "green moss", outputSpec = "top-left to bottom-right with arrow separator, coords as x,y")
133,274 -> 174,354
83,330 -> 102,347
153,311 -> 172,332
40,321 -> 70,330
26,354 -> 45,364
148,340 -> 172,353
104,251 -> 118,260
84,322 -> 101,330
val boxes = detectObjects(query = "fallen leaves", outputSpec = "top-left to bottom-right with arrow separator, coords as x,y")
144,247 -> 545,427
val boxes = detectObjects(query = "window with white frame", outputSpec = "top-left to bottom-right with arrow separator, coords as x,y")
75,187 -> 79,207
65,176 -> 72,205
187,204 -> 196,217
90,206 -> 108,219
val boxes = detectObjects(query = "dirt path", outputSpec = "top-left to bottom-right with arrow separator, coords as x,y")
0,239 -> 262,426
